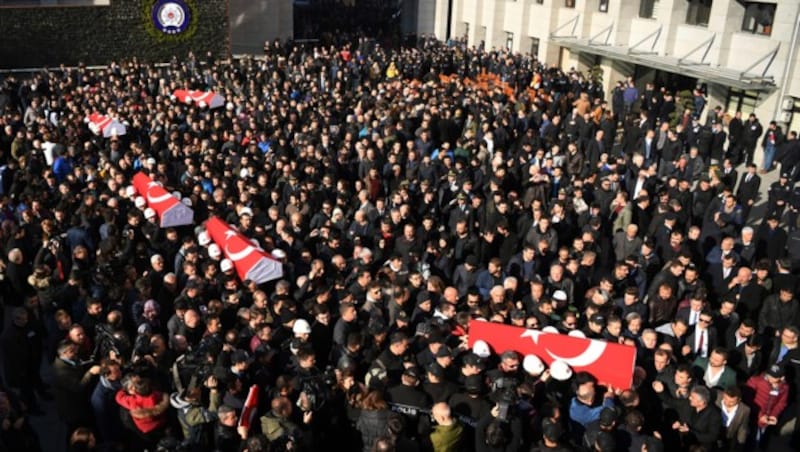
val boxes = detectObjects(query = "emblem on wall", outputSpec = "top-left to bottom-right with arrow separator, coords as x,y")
152,0 -> 191,35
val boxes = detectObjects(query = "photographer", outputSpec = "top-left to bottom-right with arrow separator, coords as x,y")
170,374 -> 221,448
475,403 -> 524,452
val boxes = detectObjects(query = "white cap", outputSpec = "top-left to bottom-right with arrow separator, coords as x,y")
542,326 -> 560,334
226,102 -> 234,111
293,318 -> 312,335
568,329 -> 586,338
552,290 -> 568,302
125,186 -> 136,197
271,248 -> 287,259
240,168 -> 249,179
472,340 -> 491,358
134,196 -> 146,209
146,157 -> 156,166
208,243 -> 221,259
523,354 -> 545,376
549,360 -> 573,381
144,208 -> 156,219
220,258 -> 234,272
198,231 -> 211,247
239,207 -> 253,217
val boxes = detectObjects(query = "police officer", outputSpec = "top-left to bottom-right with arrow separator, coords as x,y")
786,182 -> 800,233
385,366 -> 432,440
767,172 -> 793,218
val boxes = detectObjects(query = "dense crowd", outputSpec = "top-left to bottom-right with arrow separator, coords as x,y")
0,34 -> 799,452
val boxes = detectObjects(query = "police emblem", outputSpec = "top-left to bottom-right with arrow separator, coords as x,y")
152,0 -> 191,35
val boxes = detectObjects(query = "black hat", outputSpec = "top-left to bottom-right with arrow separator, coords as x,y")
599,407 -> 617,427
396,311 -> 410,323
589,313 -> 606,326
416,291 -> 432,305
435,345 -> 452,359
766,364 -> 784,378
465,255 -> 479,267
464,374 -> 483,393
462,353 -> 485,370
230,350 -> 251,365
781,172 -> 790,178
510,309 -> 526,320
427,362 -> 445,379
595,431 -> 616,452
542,422 -> 563,441
280,310 -> 297,324
403,366 -> 421,380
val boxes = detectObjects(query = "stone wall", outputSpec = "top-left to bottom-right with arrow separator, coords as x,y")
0,0 -> 230,69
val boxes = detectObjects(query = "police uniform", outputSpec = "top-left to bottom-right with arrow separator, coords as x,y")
767,174 -> 792,218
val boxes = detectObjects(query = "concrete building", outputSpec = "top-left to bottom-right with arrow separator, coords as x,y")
433,0 -> 800,140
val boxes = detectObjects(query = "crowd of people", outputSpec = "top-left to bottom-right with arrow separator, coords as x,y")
0,34 -> 799,452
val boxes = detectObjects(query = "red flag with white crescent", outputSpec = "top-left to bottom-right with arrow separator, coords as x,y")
468,320 -> 637,389
188,90 -> 225,109
238,384 -> 259,429
205,216 -> 283,284
132,172 -> 194,228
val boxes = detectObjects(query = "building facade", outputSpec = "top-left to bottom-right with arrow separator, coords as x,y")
433,0 -> 800,137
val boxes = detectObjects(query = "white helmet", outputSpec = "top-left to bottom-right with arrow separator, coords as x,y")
197,231 -> 211,247
568,329 -> 586,338
220,258 -> 234,273
472,340 -> 491,358
208,243 -> 222,259
542,326 -> 560,334
293,318 -> 311,335
549,360 -> 573,381
523,354 -> 545,376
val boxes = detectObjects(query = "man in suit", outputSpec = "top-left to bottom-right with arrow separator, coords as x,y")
705,253 -> 739,304
683,310 -> 718,360
717,386 -> 750,452
638,129 -> 657,165
736,164 -> 760,221
672,386 -> 722,450
741,113 -> 763,166
720,158 -> 738,190
728,110 -> 744,164
52,341 -> 102,434
711,122 -> 728,164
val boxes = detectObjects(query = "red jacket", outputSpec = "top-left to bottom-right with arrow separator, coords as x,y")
115,390 -> 166,433
745,375 -> 789,427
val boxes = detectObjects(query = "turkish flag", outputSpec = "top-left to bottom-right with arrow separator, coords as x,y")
468,320 -> 637,389
238,384 -> 259,429
87,112 -> 126,138
171,89 -> 193,105
187,90 -> 225,109
132,172 -> 194,228
205,216 -> 283,284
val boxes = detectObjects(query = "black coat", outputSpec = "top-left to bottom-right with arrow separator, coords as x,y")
51,357 -> 95,426
685,404 -> 722,449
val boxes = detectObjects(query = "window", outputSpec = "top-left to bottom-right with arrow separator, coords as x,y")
639,0 -> 660,19
725,89 -> 760,117
686,0 -> 712,27
530,37 -> 540,59
506,32 -> 514,51
599,0 -> 609,12
742,2 -> 775,36
565,0 -> 576,7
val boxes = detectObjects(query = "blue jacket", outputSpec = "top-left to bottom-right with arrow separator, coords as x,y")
569,396 -> 615,427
